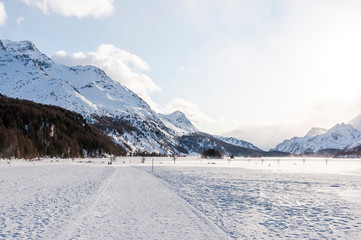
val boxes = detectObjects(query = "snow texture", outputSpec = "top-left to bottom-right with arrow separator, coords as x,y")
150,158 -> 361,239
0,161 -> 227,239
1,158 -> 361,239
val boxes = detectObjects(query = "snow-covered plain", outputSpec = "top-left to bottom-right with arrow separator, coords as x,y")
1,157 -> 361,239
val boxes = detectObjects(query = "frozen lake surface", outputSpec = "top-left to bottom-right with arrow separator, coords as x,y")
150,158 -> 361,239
1,157 -> 361,239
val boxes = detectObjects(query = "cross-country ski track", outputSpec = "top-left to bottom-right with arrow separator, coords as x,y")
2,157 -> 361,239
0,163 -> 228,239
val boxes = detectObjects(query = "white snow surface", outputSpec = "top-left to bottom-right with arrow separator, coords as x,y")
0,160 -> 227,239
1,157 -> 361,239
273,123 -> 361,154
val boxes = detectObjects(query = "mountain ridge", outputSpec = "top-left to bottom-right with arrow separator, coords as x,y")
272,123 -> 361,155
0,39 -> 262,156
0,39 -> 179,154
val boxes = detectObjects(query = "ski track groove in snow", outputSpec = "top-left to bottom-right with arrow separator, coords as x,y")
0,164 -> 113,239
0,163 -> 226,239
2,159 -> 361,239
139,166 -> 230,240
55,167 -> 118,239
63,166 -> 227,239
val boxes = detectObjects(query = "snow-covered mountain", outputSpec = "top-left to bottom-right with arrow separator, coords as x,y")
159,111 -> 198,135
213,136 -> 261,151
178,133 -> 263,156
339,113 -> 361,149
0,39 -> 261,156
0,39 -> 184,154
272,123 -> 361,155
271,136 -> 309,155
349,113 -> 361,131
0,40 -> 155,119
304,127 -> 327,138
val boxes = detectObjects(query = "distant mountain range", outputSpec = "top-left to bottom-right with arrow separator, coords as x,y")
3,39 -> 361,158
0,39 -> 264,157
272,120 -> 361,156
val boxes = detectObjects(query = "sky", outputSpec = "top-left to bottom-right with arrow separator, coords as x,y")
1,0 -> 361,150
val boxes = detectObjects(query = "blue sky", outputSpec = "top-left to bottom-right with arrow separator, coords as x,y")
1,0 -> 361,150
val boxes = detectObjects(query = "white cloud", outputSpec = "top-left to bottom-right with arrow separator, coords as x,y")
178,66 -> 185,73
54,50 -> 66,57
16,17 -> 24,26
162,98 -> 215,124
0,2 -> 7,26
52,44 -> 162,109
177,66 -> 196,73
21,0 -> 114,18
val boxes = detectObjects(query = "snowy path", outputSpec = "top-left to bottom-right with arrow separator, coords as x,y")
3,158 -> 361,239
0,164 -> 227,239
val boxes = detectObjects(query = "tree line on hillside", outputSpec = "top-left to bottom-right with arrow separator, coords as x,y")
0,95 -> 126,159
201,149 -> 222,159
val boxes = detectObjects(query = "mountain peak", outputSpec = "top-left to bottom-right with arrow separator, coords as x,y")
0,39 -> 53,68
329,122 -> 351,131
159,111 -> 198,135
167,110 -> 189,120
0,39 -> 157,120
0,39 -> 39,53
349,113 -> 361,131
304,127 -> 327,138
170,110 -> 184,116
